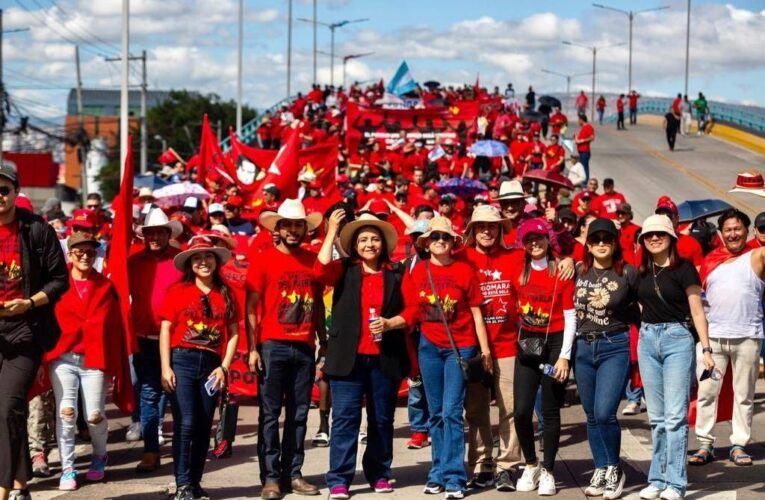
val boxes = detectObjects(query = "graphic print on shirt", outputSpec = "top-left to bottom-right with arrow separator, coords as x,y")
478,267 -> 513,324
419,275 -> 458,323
575,275 -> 619,327
182,300 -> 222,348
0,232 -> 22,296
518,283 -> 555,328
277,271 -> 315,326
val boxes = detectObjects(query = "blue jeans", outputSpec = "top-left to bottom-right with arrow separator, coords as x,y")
408,379 -> 429,433
579,151 -> 591,181
326,355 -> 400,489
625,379 -> 643,404
133,337 -> 163,453
257,340 -> 314,485
418,334 -> 475,491
575,331 -> 631,468
168,348 -> 220,487
638,323 -> 695,495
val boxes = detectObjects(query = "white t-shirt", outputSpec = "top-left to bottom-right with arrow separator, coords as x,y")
706,253 -> 764,339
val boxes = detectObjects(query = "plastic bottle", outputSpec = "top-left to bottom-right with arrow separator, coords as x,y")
369,308 -> 382,342
710,368 -> 723,381
539,363 -> 556,378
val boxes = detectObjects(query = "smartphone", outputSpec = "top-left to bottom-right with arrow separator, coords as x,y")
204,377 -> 219,396
699,369 -> 711,382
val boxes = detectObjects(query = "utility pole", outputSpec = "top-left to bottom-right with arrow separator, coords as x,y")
298,17 -> 370,88
75,45 -> 88,199
119,0 -> 129,179
236,0 -> 243,135
286,0 -> 293,99
107,50 -> 148,174
684,0 -> 691,96
312,0 -> 317,85
0,9 -> 30,166
562,40 -> 626,122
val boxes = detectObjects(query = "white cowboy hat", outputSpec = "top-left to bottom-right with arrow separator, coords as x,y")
137,187 -> 155,200
338,213 -> 399,257
259,198 -> 323,232
173,237 -> 232,271
497,180 -> 529,201
136,208 -> 183,238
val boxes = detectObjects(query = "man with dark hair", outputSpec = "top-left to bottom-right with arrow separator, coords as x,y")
690,209 -> 765,467
593,178 -> 626,220
575,114 -> 595,181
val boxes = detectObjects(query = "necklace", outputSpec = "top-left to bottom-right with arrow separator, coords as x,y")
651,262 -> 666,295
592,266 -> 610,281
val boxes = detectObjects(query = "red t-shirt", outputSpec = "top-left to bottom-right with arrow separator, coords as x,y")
616,98 -> 625,112
620,222 -> 641,266
510,261 -> 574,333
461,247 -> 522,358
677,234 -> 704,267
316,260 -> 384,355
593,192 -> 626,220
746,238 -> 764,250
70,279 -> 94,354
160,283 -> 241,357
0,222 -> 23,304
401,260 -> 483,348
245,246 -> 321,346
544,144 -> 566,172
128,247 -> 183,337
576,123 -> 595,154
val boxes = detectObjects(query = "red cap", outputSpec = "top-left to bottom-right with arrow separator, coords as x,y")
368,199 -> 391,216
70,208 -> 97,228
337,173 -> 350,184
15,194 -> 33,212
308,180 -> 321,190
438,164 -> 451,175
655,195 -> 678,216
226,195 -> 244,208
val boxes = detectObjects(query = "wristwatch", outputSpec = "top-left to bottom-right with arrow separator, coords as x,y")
702,346 -> 713,354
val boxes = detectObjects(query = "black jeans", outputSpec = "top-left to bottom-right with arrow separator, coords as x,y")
666,128 -> 678,151
514,332 -> 566,471
257,340 -> 314,485
0,338 -> 42,488
169,348 -> 220,487
617,112 -> 625,130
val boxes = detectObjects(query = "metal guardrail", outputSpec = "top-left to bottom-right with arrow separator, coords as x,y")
219,95 -> 297,152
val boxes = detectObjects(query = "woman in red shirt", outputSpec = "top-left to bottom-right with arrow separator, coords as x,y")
47,233 -> 130,490
511,218 -> 576,496
400,216 -> 493,498
317,211 -> 409,499
159,236 -> 240,500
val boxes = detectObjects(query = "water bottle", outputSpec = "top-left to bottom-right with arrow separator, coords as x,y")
539,363 -> 556,378
710,368 -> 723,381
369,308 -> 382,342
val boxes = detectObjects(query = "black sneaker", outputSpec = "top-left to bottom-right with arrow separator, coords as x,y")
603,465 -> 626,500
192,484 -> 210,500
423,482 -> 444,494
584,467 -> 607,496
495,469 -> 516,491
174,484 -> 194,500
466,471 -> 495,489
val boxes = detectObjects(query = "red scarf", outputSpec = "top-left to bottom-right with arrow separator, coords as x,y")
700,245 -> 751,287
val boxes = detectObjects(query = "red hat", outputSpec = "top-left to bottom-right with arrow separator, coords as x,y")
424,181 -> 440,193
337,174 -> 350,184
70,208 -> 97,228
580,191 -> 593,200
487,180 -> 500,189
655,195 -> 678,216
226,195 -> 244,208
517,217 -> 552,244
368,199 -> 391,216
730,170 -> 765,196
438,164 -> 451,175
308,180 -> 321,190
14,194 -> 33,212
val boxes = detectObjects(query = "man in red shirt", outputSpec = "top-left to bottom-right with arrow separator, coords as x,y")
746,212 -> 765,249
592,178 -> 626,220
575,114 -> 595,182
549,108 -> 568,136
544,134 -> 566,172
616,203 -> 641,266
129,209 -> 184,472
245,199 -> 325,499
616,94 -> 626,130
654,196 -> 704,268
628,90 -> 640,125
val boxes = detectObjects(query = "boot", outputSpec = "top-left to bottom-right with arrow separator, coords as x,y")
135,452 -> 161,473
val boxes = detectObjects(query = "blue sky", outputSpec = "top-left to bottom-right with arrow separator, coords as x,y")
2,0 -> 764,128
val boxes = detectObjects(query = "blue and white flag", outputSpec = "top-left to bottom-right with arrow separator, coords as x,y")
386,61 -> 417,97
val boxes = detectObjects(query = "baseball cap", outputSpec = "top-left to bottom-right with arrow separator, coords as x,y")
755,212 -> 765,230
70,208 -> 97,229
226,195 -> 243,208
616,202 -> 633,215
368,199 -> 391,216
587,218 -> 619,239
183,197 -> 200,210
208,203 -> 225,215
557,208 -> 577,222
655,196 -> 678,217
0,164 -> 19,187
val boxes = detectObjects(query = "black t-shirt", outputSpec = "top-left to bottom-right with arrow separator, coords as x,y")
637,260 -> 700,324
575,264 -> 639,334
665,112 -> 679,133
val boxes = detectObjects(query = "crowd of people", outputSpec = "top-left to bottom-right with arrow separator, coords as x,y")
0,79 -> 762,500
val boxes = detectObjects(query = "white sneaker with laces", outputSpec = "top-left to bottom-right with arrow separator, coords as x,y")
639,484 -> 663,499
622,402 -> 641,415
584,467 -> 607,496
126,421 -> 141,442
538,468 -> 556,496
603,465 -> 626,499
659,488 -> 683,500
516,463 -> 541,492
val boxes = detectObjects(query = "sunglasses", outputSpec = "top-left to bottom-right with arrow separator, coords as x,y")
201,294 -> 212,318
587,235 -> 615,245
0,186 -> 14,196
429,232 -> 454,242
643,231 -> 668,240
86,204 -> 100,210
70,248 -> 97,259
757,226 -> 765,233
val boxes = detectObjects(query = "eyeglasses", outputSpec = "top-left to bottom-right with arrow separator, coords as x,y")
429,232 -> 454,242
0,186 -> 13,196
70,248 -> 97,259
201,294 -> 212,318
86,204 -> 100,210
587,235 -> 615,245
643,231 -> 668,240
225,205 -> 239,211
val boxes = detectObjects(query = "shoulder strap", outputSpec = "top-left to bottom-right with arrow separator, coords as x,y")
651,264 -> 671,308
424,261 -> 464,362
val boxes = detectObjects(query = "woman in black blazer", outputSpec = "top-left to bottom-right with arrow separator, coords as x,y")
317,211 -> 410,500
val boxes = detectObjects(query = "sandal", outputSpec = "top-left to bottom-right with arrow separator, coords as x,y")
688,447 -> 714,465
729,445 -> 753,466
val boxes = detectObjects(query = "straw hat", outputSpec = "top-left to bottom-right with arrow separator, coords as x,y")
639,214 -> 677,241
136,208 -> 183,238
173,237 -> 232,271
497,180 -> 528,201
463,205 -> 511,247
259,198 -> 323,232
729,170 -> 765,197
137,187 -> 155,201
205,224 -> 238,250
416,216 -> 462,248
338,213 -> 399,257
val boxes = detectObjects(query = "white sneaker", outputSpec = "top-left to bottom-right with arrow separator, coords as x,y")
158,428 -> 165,446
538,468 -> 556,496
659,488 -> 683,500
358,431 -> 367,445
603,465 -> 626,499
126,421 -> 141,442
584,467 -> 607,496
444,491 -> 464,499
622,402 -> 642,415
516,463 -> 541,492
639,484 -> 663,499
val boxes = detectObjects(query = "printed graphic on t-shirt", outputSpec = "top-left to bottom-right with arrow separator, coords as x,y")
519,301 -> 550,328
575,275 -> 619,326
477,267 -> 512,324
0,234 -> 22,297
419,276 -> 459,323
182,301 -> 223,348
277,271 -> 315,327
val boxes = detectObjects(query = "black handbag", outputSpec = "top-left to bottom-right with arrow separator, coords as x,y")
516,275 -> 558,364
425,262 -> 486,384
213,382 -> 239,459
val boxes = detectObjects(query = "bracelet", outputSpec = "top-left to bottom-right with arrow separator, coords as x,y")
28,298 -> 35,310
220,365 -> 229,376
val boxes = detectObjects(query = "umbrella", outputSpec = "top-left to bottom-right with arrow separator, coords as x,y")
539,95 -> 562,109
521,110 -> 545,123
677,199 -> 733,223
423,80 -> 441,89
436,178 -> 488,197
523,170 -> 574,190
469,140 -> 508,158
134,174 -> 170,190
152,182 -> 210,209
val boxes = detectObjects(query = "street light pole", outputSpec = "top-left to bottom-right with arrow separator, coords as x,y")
540,69 -> 592,113
236,0 -> 243,134
342,52 -> 374,88
298,17 -> 369,87
684,0 -> 691,96
562,40 -> 626,122
286,0 -> 293,99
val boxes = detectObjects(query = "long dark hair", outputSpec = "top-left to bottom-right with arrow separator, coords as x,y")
182,254 -> 235,320
638,236 -> 681,276
581,235 -> 625,276
349,225 -> 390,265
519,235 -> 555,286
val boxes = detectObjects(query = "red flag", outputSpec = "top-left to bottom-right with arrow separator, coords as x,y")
688,367 -> 734,426
227,129 -> 273,192
198,114 -> 231,189
251,123 -> 302,200
104,138 -> 137,413
158,147 -> 184,166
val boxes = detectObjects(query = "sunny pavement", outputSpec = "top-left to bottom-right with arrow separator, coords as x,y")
28,120 -> 765,499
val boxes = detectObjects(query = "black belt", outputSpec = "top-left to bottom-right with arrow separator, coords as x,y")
578,330 -> 625,344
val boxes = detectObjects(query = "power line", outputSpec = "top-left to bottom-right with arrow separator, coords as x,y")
46,0 -> 121,53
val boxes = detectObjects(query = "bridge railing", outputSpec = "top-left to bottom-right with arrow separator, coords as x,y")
220,95 -> 297,152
